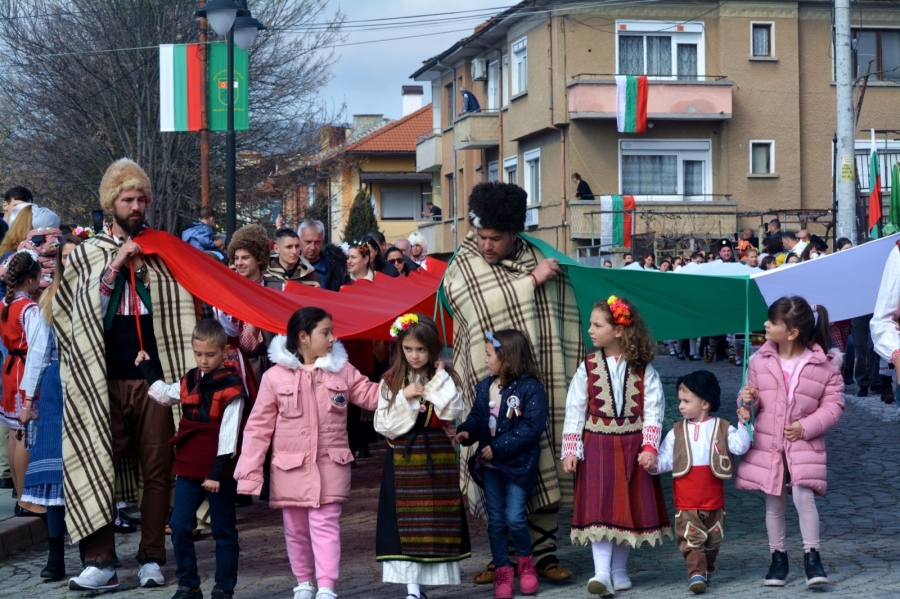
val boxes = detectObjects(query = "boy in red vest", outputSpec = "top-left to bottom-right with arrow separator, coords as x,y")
648,370 -> 752,595
136,319 -> 248,599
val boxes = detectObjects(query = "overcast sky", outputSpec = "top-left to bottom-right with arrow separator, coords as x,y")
319,1 -> 515,121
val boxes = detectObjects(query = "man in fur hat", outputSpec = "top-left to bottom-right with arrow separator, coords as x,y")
442,181 -> 583,583
55,158 -> 196,591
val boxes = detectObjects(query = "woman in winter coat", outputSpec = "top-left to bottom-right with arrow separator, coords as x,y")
736,296 -> 844,589
234,307 -> 380,599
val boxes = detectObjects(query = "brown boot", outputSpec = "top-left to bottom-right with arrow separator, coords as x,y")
473,562 -> 496,584
535,556 -> 573,582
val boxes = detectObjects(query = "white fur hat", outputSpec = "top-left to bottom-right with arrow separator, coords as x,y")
98,158 -> 153,211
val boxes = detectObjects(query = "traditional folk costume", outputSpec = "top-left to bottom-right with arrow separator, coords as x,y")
373,370 -> 470,586
140,362 -> 248,596
55,160 -> 196,571
0,291 -> 41,431
561,350 -> 671,548
655,418 -> 751,580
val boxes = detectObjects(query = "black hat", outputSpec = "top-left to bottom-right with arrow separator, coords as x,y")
676,370 -> 721,412
467,181 -> 528,232
716,238 -> 734,250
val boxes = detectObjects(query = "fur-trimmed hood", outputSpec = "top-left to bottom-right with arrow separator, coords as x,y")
267,335 -> 348,372
752,340 -> 843,372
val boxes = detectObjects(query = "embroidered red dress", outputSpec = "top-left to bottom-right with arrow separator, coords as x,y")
562,350 -> 671,547
0,293 -> 39,430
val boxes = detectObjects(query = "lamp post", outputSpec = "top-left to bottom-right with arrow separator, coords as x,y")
196,0 -> 266,239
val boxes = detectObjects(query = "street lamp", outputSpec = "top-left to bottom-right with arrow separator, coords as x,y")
196,0 -> 266,239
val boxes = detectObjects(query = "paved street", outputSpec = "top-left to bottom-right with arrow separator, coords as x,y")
1,356 -> 898,598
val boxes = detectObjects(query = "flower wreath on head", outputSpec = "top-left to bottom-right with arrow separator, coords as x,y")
607,295 -> 633,326
390,313 -> 418,338
348,239 -> 371,258
72,226 -> 95,240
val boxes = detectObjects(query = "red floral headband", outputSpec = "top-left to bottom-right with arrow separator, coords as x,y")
607,295 -> 633,326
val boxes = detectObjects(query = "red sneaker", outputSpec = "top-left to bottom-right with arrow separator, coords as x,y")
493,566 -> 515,599
517,555 -> 539,595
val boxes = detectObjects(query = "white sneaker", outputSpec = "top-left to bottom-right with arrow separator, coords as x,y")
68,566 -> 120,590
293,582 -> 315,599
611,569 -> 632,590
315,588 -> 337,599
587,573 -> 614,596
138,562 -> 165,587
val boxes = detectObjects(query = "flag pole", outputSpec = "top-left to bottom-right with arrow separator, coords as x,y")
199,3 -> 210,207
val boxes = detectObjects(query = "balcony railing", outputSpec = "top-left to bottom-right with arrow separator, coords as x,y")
567,74 -> 733,121
453,110 -> 500,150
416,129 -> 442,173
416,217 -> 458,256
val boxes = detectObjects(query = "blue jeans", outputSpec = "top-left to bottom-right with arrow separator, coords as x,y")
170,475 -> 239,593
482,467 -> 532,567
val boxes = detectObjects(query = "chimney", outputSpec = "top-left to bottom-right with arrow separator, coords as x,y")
352,114 -> 385,137
402,85 -> 424,116
319,125 -> 346,152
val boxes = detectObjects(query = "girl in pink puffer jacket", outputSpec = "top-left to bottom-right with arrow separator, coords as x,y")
737,296 -> 844,589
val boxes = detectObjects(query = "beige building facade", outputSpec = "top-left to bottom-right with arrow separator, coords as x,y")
411,0 -> 900,261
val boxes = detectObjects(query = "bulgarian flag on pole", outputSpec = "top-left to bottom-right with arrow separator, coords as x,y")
869,128 -> 883,239
615,75 -> 648,133
159,44 -> 203,132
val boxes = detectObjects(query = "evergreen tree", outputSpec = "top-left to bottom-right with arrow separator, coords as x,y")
342,189 -> 379,242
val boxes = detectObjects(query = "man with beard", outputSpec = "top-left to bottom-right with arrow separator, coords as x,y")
442,181 -> 583,585
56,159 -> 197,591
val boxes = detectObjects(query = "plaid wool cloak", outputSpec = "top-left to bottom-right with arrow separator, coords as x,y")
442,232 -> 583,516
54,231 -> 196,543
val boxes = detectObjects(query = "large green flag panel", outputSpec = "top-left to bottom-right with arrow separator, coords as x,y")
208,44 -> 249,131
519,233 -> 900,344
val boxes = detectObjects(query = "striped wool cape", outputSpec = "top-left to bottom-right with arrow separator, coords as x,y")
54,231 -> 196,543
442,232 -> 583,516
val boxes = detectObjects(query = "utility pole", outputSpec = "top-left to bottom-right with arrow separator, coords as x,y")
834,0 -> 857,243
199,3 -> 210,207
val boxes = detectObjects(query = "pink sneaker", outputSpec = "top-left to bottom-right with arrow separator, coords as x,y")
517,555 -> 539,595
493,565 -> 515,599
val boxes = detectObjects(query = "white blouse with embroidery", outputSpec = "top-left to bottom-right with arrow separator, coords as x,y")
560,356 -> 664,460
373,369 -> 464,440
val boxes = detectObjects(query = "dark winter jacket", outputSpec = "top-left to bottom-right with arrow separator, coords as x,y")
457,373 -> 548,495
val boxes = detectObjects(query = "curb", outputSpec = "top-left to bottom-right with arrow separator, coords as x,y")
0,515 -> 46,557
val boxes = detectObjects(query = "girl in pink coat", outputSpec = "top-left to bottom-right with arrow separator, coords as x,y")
736,296 -> 844,589
234,307 -> 380,599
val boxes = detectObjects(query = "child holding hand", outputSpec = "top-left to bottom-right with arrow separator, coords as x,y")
454,329 -> 548,599
561,296 -> 671,597
650,370 -> 752,594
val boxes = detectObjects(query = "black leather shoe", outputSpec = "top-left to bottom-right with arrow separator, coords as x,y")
15,504 -> 47,519
857,386 -> 869,397
764,551 -> 789,586
804,549 -> 829,586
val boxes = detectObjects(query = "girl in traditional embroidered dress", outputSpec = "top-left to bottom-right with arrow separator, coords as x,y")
561,296 -> 670,597
454,329 -> 548,599
0,250 -> 44,516
373,314 -> 469,599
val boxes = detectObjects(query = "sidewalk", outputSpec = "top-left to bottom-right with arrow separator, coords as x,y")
1,356 -> 899,597
0,484 -> 47,557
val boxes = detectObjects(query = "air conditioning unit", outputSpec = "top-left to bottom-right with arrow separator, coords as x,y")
471,58 -> 488,81
524,208 -> 539,228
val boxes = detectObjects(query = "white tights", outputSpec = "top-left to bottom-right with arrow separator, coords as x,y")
407,583 -> 420,598
765,484 -> 820,552
591,540 -> 630,577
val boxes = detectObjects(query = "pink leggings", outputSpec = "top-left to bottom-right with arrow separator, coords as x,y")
282,503 -> 343,589
765,484 -> 819,552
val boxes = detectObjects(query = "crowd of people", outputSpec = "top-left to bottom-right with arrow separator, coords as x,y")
0,162 -> 897,599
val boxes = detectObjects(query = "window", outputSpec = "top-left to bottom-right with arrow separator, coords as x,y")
511,37 -> 527,94
487,161 -> 499,182
444,83 -> 454,126
380,186 -> 423,220
751,23 -> 774,57
504,155 -> 518,185
616,21 -> 704,80
853,29 -> 900,81
501,54 -> 509,106
306,183 -> 316,206
487,60 -> 500,110
750,141 -> 775,175
619,139 -> 711,200
523,149 -> 540,205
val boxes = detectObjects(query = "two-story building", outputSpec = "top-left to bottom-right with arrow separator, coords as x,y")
411,0 -> 900,261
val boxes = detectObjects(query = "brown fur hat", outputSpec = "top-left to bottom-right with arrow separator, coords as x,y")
99,158 -> 153,211
227,224 -> 270,267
